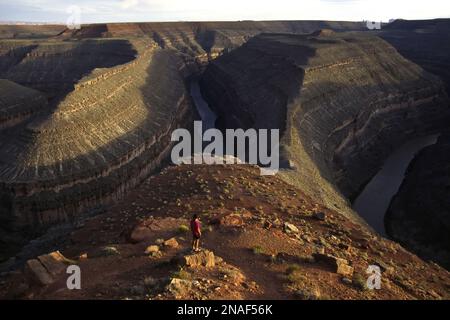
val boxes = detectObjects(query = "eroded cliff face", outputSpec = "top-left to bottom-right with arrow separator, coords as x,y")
0,39 -> 137,95
379,19 -> 450,93
378,20 -> 450,268
386,134 -> 450,269
0,21 -> 367,239
0,80 -> 47,129
200,32 -> 450,222
0,39 -> 195,259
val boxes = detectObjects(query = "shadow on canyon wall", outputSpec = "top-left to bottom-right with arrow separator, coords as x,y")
0,43 -> 192,261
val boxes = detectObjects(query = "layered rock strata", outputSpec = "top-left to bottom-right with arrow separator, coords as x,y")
0,40 -> 194,239
0,80 -> 47,129
386,134 -> 450,269
200,32 -> 450,220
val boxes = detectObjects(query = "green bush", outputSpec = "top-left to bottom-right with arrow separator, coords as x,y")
178,224 -> 190,233
172,268 -> 191,280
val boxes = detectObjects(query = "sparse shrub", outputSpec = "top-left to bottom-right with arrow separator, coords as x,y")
99,246 -> 120,256
286,269 -> 305,284
353,274 -> 368,291
286,264 -> 302,274
298,255 -> 316,264
178,224 -> 189,233
252,246 -> 265,255
171,268 -> 191,280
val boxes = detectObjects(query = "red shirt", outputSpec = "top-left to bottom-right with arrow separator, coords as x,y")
190,219 -> 201,236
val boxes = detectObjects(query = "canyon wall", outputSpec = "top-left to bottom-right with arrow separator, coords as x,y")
377,19 -> 450,269
0,20 -> 366,259
0,39 -> 195,254
386,134 -> 450,269
379,19 -> 450,93
0,39 -> 137,95
200,32 -> 450,221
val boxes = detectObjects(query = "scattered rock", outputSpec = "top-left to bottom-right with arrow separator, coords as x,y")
37,251 -> 71,276
78,253 -> 88,260
167,278 -> 192,297
183,250 -> 215,268
24,251 -> 73,286
284,222 -> 299,234
145,245 -> 160,254
94,246 -> 120,257
164,238 -> 179,249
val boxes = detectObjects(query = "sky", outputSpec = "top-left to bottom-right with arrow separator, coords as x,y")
0,0 -> 449,24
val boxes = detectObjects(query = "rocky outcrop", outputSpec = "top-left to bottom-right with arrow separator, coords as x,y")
386,133 -> 450,269
200,32 -> 450,221
24,251 -> 73,286
183,250 -> 216,268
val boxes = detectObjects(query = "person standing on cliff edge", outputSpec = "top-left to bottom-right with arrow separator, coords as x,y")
190,214 -> 202,252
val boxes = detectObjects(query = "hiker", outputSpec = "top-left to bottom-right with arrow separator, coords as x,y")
190,214 -> 202,252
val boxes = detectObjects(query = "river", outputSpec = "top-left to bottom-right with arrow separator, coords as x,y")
190,81 -> 217,130
353,134 -> 440,236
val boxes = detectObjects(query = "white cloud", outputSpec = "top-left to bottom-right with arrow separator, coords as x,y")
2,0 -> 450,23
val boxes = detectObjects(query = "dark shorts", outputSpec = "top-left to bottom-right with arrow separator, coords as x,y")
193,234 -> 201,240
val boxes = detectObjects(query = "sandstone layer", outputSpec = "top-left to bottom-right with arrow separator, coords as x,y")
200,32 -> 450,221
0,39 -> 195,255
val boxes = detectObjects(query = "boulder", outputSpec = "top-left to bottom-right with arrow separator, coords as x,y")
90,246 -> 121,258
164,238 -> 179,248
336,262 -> 354,277
145,245 -> 160,254
284,222 -> 299,234
37,251 -> 71,276
167,278 -> 192,297
25,259 -> 54,286
313,253 -> 354,276
183,250 -> 215,268
25,251 -> 73,286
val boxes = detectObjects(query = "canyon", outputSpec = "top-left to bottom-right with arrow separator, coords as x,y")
0,19 -> 449,299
